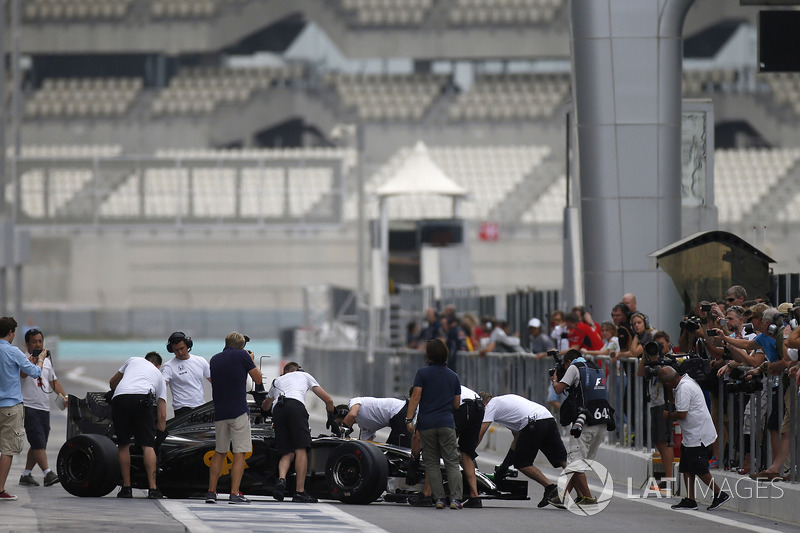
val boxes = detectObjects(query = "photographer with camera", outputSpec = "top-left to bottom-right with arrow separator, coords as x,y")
19,328 -> 68,488
549,349 -> 615,507
637,332 -> 674,486
108,351 -> 168,499
658,366 -> 730,511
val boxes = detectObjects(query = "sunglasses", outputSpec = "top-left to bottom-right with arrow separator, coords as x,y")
725,297 -> 736,303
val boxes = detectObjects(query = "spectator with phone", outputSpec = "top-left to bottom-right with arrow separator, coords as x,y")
19,328 -> 68,488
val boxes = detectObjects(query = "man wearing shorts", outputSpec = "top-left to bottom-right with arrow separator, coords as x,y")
207,332 -> 262,504
109,351 -> 168,499
456,385 -> 484,508
0,316 -> 45,501
658,366 -> 730,511
477,392 -> 567,509
19,328 -> 68,488
262,361 -> 335,503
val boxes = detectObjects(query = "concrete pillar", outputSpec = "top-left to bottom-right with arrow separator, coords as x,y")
570,0 -> 694,333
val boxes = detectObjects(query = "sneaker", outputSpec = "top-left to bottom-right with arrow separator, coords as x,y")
19,474 -> 39,487
407,494 -> 434,507
671,498 -> 697,510
43,471 -> 59,487
435,498 -> 447,509
709,456 -> 719,469
548,493 -> 567,509
229,492 -> 251,504
147,488 -> 164,499
450,499 -> 463,510
273,478 -> 286,502
462,497 -> 482,508
538,484 -> 557,508
0,490 -> 18,501
291,492 -> 318,503
707,491 -> 730,511
117,486 -> 133,499
205,491 -> 217,504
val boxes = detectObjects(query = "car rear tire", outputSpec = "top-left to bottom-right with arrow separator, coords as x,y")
325,441 -> 388,504
57,434 -> 120,497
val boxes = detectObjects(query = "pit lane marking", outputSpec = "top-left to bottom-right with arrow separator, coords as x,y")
160,500 -> 390,533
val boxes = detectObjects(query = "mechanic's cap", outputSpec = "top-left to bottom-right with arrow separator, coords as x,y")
243,334 -> 251,344
334,405 -> 349,420
528,318 -> 542,328
777,302 -> 793,315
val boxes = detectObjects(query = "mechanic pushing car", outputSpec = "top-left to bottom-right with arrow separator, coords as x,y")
262,361 -> 337,503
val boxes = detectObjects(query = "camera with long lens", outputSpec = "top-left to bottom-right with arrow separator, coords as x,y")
642,341 -> 663,379
724,366 -> 764,394
547,349 -> 566,381
570,406 -> 589,438
679,316 -> 702,333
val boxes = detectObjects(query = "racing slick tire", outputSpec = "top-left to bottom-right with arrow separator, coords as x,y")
57,434 -> 120,497
325,440 -> 389,504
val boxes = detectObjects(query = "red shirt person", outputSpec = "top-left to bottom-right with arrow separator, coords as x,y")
564,312 -> 604,351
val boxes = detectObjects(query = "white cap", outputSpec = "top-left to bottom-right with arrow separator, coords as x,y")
528,318 -> 542,328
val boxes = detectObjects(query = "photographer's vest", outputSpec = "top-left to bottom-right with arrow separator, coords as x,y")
573,362 -> 614,426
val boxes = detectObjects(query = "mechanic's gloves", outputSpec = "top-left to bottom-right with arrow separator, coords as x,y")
155,429 -> 169,449
326,410 -> 340,436
494,448 -> 517,481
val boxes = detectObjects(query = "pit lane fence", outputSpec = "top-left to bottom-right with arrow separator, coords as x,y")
303,345 -> 799,481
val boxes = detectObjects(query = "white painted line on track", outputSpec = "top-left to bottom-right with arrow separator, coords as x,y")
159,499 -> 390,533
65,365 -> 111,390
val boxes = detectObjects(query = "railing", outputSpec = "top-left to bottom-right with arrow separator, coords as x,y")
303,344 -> 800,481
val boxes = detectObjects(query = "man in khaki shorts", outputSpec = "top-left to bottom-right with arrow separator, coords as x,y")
206,332 -> 262,504
0,317 -> 46,502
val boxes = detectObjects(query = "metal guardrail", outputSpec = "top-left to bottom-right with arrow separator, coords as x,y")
303,344 -> 800,480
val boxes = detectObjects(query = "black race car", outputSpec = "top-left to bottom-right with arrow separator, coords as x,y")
57,392 -> 528,504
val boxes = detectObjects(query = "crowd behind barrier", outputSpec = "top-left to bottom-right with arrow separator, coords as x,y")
303,345 -> 800,483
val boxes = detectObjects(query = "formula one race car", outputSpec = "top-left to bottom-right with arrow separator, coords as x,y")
57,392 -> 528,504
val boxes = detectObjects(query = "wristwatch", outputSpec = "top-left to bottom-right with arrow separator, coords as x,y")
405,418 -> 414,423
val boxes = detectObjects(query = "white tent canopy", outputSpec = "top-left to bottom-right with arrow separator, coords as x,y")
375,141 -> 467,198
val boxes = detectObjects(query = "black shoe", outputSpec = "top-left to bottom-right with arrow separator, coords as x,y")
117,486 -> 133,499
407,494 -> 434,507
538,484 -> 557,508
707,491 -> 730,511
147,488 -> 164,499
671,498 -> 697,510
273,478 -> 286,502
462,497 -> 482,508
43,471 -> 60,487
292,491 -> 318,503
205,491 -> 217,504
19,474 -> 39,487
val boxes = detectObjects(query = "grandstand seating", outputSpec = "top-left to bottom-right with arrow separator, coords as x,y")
23,0 -> 133,21
448,72 -> 569,121
150,0 -> 250,19
682,69 -> 739,96
6,144 -> 123,158
340,0 -> 433,27
25,77 -> 142,118
346,145 -> 551,220
713,148 -> 800,223
520,174 -> 565,223
151,65 -> 304,116
448,0 -> 564,26
325,72 -> 448,121
762,72 -> 800,116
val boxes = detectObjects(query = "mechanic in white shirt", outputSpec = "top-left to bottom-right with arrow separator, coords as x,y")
19,328 -> 68,488
477,393 -> 566,508
161,332 -> 211,418
456,386 -> 484,507
335,396 -> 412,446
109,352 -> 168,499
262,362 -> 335,503
659,366 -> 729,511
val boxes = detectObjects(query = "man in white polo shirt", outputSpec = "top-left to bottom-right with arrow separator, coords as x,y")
161,332 -> 210,418
477,393 -> 567,509
658,366 -> 730,511
334,396 -> 411,446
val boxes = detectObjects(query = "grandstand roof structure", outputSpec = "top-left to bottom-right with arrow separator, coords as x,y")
375,142 -> 467,199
